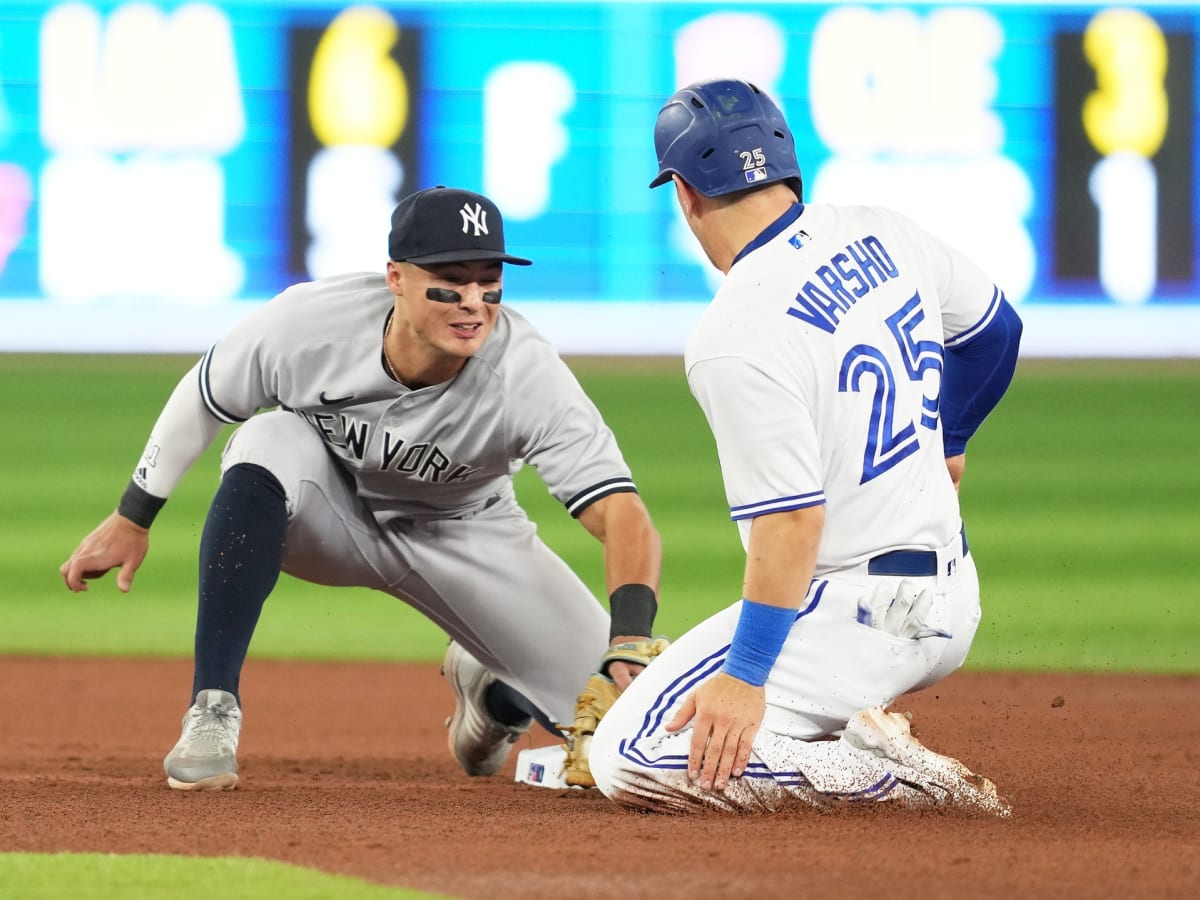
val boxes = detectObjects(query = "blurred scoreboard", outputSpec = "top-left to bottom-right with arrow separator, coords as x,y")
0,1 -> 1198,355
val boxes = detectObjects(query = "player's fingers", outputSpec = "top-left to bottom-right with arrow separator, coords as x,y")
711,717 -> 760,789
60,556 -> 77,592
116,559 -> 137,593
66,549 -> 122,592
608,661 -> 642,692
730,728 -> 755,780
62,557 -> 92,592
700,726 -> 738,790
688,721 -> 713,783
710,736 -> 736,790
665,693 -> 696,734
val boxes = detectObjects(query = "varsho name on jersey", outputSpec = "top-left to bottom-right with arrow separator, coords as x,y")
786,235 -> 900,334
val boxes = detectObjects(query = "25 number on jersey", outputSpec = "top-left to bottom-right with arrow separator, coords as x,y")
838,293 -> 943,484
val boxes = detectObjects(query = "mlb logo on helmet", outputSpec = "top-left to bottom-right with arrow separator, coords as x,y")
745,168 -> 768,184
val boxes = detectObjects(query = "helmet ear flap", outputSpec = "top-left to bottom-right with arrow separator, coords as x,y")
649,79 -> 803,199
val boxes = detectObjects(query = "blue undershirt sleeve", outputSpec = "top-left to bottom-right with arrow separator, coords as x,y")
940,298 -> 1023,456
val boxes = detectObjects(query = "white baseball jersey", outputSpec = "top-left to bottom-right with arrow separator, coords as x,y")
590,201 -> 1005,812
685,202 -> 1001,570
134,272 -> 636,522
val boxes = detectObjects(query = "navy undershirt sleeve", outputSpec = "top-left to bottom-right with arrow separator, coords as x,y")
940,298 -> 1023,456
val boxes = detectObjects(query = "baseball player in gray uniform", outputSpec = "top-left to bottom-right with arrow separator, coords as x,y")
589,80 -> 1022,814
60,186 -> 663,790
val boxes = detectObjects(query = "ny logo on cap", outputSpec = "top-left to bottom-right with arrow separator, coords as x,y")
460,202 -> 489,236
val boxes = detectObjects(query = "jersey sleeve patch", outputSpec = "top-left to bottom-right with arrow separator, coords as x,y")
945,286 -> 1003,348
565,477 -> 638,517
730,490 -> 825,521
199,346 -> 250,425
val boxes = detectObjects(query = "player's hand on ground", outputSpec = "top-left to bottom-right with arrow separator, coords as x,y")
60,512 -> 150,593
665,672 -> 764,791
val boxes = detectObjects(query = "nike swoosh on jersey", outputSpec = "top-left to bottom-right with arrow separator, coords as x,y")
319,391 -> 355,404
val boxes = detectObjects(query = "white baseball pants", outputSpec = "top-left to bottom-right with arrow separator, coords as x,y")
589,532 -> 981,812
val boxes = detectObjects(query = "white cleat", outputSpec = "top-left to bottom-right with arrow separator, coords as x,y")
162,689 -> 242,791
442,642 -> 531,776
843,707 -> 1011,817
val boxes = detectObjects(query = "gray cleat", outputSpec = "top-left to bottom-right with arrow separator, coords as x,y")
442,641 -> 531,776
163,689 -> 242,791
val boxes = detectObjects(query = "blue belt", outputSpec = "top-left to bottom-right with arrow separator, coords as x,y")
867,529 -> 969,577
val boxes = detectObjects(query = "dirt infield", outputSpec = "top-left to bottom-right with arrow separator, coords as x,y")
0,656 -> 1195,899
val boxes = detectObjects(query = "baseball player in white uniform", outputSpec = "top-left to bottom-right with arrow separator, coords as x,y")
60,186 -> 663,791
589,80 -> 1022,814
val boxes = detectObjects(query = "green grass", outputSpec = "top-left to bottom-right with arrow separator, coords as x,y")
1,354 -> 1196,898
0,853 -> 444,899
953,358 -> 1199,671
1,354 -> 1197,672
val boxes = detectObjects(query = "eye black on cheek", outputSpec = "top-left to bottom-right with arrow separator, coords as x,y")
426,287 -> 460,304
482,289 -> 502,304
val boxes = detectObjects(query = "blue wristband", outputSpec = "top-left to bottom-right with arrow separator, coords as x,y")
720,599 -> 796,687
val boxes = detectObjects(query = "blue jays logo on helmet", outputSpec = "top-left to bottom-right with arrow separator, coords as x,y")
649,79 -> 803,199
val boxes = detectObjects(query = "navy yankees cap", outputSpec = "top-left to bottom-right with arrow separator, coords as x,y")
388,186 -> 532,266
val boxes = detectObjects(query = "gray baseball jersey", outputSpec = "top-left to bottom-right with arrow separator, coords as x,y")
131,272 -> 638,720
135,271 -> 636,521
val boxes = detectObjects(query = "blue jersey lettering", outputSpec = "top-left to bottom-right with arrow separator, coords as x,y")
787,235 -> 900,334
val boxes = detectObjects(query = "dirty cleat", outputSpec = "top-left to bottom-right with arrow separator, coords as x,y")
843,706 -> 1011,817
442,641 -> 532,776
163,689 -> 242,791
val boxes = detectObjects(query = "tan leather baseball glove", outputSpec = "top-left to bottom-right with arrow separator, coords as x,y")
561,637 -> 670,788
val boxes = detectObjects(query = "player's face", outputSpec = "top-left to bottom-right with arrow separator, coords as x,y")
388,259 -> 504,364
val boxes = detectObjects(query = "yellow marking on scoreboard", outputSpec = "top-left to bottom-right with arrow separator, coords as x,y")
1082,8 -> 1168,158
309,6 -> 408,147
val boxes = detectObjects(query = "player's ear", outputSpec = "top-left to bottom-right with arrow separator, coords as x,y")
673,177 -> 701,220
385,260 -> 405,295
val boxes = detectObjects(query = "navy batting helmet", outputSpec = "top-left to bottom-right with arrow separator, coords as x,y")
649,79 -> 802,199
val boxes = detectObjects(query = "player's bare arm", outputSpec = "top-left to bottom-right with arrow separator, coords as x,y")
667,505 -> 824,790
576,492 -> 663,689
576,492 -> 662,598
60,512 -> 150,593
